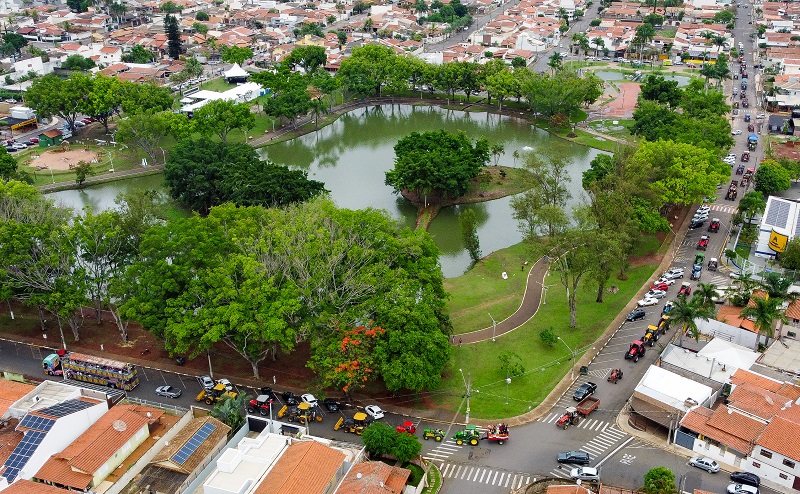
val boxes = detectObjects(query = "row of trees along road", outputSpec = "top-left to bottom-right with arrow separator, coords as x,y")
0,181 -> 451,392
509,69 -> 733,327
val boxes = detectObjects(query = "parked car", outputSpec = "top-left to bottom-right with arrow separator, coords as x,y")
6,98 -> 17,104
557,451 -> 590,464
364,404 -> 385,420
690,218 -> 706,229
727,484 -> 759,494
322,398 -> 341,412
27,137 -> 38,144
626,308 -> 646,321
570,467 -> 600,482
74,121 -> 86,128
663,268 -> 685,280
155,385 -> 182,398
730,472 -> 760,487
199,375 -> 215,389
656,277 -> 676,286
688,456 -> 720,473
573,382 -> 597,401
644,289 -> 667,299
650,282 -> 669,292
732,130 -> 742,135
637,297 -> 659,307
4,146 -> 16,153
693,211 -> 709,221
11,142 -> 27,150
301,393 -> 318,407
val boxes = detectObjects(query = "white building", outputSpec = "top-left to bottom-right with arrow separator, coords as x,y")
755,196 -> 800,260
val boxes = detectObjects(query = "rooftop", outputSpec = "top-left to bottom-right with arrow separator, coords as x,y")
757,416 -> 800,459
254,440 -> 346,494
338,461 -> 410,494
0,381 -> 36,419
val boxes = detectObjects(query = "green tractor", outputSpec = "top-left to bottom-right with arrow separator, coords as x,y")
452,424 -> 481,446
422,428 -> 445,442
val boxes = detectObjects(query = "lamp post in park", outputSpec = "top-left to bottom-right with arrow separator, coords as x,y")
557,336 -> 576,381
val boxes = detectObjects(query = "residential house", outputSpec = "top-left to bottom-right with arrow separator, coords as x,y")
338,461 -> 410,494
747,417 -> 800,489
1,479 -> 69,494
253,440 -> 347,494
0,381 -> 36,420
680,403 -> 766,468
630,365 -> 714,430
32,404 -> 164,492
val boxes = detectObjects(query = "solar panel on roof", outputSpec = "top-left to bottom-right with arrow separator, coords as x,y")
18,414 -> 56,432
765,199 -> 792,229
171,422 -> 217,465
37,398 -> 95,418
1,430 -> 46,482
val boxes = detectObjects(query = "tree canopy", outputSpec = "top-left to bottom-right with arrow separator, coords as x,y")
164,140 -> 325,215
385,130 -> 490,203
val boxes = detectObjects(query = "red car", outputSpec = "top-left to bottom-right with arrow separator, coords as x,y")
650,282 -> 669,292
28,137 -> 38,143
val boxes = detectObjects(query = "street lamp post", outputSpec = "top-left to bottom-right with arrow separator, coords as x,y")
505,372 -> 511,405
459,368 -> 472,424
557,336 -> 575,381
488,312 -> 497,342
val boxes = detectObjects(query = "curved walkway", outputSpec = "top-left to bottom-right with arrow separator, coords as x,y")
455,256 -> 548,344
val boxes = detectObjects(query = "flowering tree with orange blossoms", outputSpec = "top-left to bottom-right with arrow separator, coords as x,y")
309,323 -> 386,399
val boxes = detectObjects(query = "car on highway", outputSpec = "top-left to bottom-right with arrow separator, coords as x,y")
732,130 -> 742,135
365,404 -> 385,420
573,382 -> 597,401
557,451 -> 590,465
155,385 -> 182,398
570,467 -> 600,482
662,268 -> 684,280
730,472 -> 760,487
644,289 -> 667,299
727,484 -> 759,494
637,297 -> 659,307
626,308 -> 646,321
301,393 -> 318,407
688,456 -> 720,473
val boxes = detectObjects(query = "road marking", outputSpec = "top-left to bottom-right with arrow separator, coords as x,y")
472,468 -> 481,481
491,471 -> 499,484
454,465 -> 462,478
461,467 -> 471,480
505,474 -> 511,487
596,436 -> 636,467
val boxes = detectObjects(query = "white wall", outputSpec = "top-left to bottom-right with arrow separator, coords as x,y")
745,446 -> 800,489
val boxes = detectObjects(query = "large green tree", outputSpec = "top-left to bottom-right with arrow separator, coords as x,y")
642,467 -> 676,494
755,159 -> 792,195
741,296 -> 787,342
192,100 -> 255,142
285,46 -> 327,74
337,44 -> 397,97
385,130 -> 490,204
165,14 -> 182,59
221,46 -> 254,65
26,73 -> 92,132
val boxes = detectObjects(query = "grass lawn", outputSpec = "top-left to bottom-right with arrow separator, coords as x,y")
631,234 -> 661,258
439,243 -> 658,419
735,243 -> 751,260
421,463 -> 442,494
22,143 -> 143,186
403,462 -> 425,486
588,119 -> 636,141
200,78 -> 237,93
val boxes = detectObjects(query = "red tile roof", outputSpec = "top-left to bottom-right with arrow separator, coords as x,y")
757,416 -> 800,460
254,441 -> 345,494
731,369 -> 783,392
2,479 -> 69,494
547,486 -> 592,494
0,380 -> 35,417
338,461 -> 410,494
681,405 -> 766,454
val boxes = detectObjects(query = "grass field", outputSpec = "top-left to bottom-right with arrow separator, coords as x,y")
200,78 -> 237,93
438,243 -> 658,418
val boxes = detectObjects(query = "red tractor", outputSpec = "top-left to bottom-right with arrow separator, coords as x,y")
396,421 -> 417,435
679,282 -> 692,296
697,235 -> 709,251
556,407 -> 581,429
607,368 -> 623,384
624,340 -> 646,362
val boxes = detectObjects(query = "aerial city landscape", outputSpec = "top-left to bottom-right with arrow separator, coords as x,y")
1,0 -> 800,492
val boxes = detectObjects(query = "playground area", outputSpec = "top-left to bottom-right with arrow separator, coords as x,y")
27,147 -> 100,171
602,82 -> 640,119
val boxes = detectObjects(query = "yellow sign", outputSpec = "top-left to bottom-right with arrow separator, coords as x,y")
769,229 -> 789,252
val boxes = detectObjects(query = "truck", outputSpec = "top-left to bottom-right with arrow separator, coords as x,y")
9,106 -> 36,120
748,134 -> 758,151
334,412 -> 372,434
196,383 -> 238,405
43,351 -> 139,390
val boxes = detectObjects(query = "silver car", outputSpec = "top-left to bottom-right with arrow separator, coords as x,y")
570,467 -> 600,482
688,456 -> 720,473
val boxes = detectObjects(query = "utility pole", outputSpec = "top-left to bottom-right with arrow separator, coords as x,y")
488,313 -> 497,342
459,368 -> 472,424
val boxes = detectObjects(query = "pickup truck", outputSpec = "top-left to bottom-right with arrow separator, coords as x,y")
575,396 -> 600,416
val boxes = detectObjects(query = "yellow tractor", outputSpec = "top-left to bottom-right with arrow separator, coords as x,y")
196,383 -> 238,405
278,402 -> 323,424
333,412 -> 373,434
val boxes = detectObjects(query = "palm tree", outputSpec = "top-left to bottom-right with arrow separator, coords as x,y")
669,296 -> 713,344
309,97 -> 328,130
548,52 -> 563,73
490,143 -> 505,165
693,283 -> 719,309
700,30 -> 715,45
741,295 -> 788,343
760,272 -> 793,299
592,37 -> 605,57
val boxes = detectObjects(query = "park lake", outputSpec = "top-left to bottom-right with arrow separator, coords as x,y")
50,104 -> 605,277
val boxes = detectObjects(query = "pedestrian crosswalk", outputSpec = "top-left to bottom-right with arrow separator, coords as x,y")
423,426 -> 489,461
709,203 -> 737,214
539,413 -> 614,432
438,462 -> 535,489
545,426 -> 628,478
585,367 -> 612,379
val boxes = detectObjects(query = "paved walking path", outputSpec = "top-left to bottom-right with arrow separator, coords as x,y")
455,257 -> 548,345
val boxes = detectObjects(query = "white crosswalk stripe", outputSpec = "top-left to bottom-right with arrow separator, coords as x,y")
586,367 -> 612,378
544,426 -> 629,478
538,413 -> 612,432
709,203 -> 737,214
437,462 -> 537,486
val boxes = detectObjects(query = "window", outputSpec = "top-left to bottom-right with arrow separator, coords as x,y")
760,449 -> 773,459
780,473 -> 788,480
753,462 -> 761,468
783,459 -> 795,468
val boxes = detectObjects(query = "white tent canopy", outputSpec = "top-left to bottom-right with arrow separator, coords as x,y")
224,63 -> 249,79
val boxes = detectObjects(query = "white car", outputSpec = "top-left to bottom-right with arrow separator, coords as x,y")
645,289 -> 667,299
637,297 -> 659,307
693,212 -> 709,221
688,456 -> 720,473
11,142 -> 27,150
217,378 -> 233,391
732,130 -> 742,135
663,268 -> 685,280
656,277 -> 676,286
301,393 -> 318,407
364,405 -> 385,420
697,205 -> 711,213
756,113 -> 766,119
727,484 -> 759,494
570,467 -> 600,482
